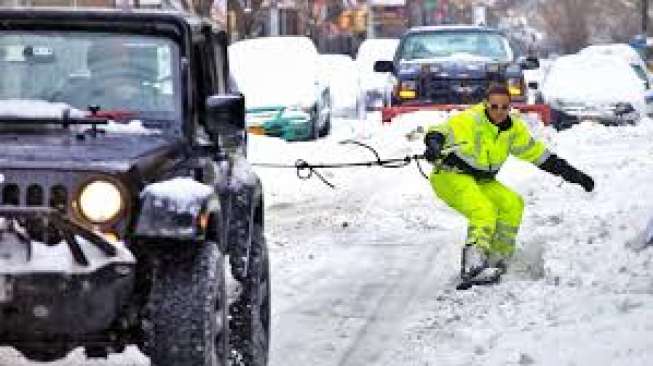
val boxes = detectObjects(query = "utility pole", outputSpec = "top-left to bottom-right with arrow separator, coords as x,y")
644,0 -> 649,35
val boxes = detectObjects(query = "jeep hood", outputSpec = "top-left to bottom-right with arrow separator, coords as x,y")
0,133 -> 183,172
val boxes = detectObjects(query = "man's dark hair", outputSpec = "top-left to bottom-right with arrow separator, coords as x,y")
486,83 -> 511,99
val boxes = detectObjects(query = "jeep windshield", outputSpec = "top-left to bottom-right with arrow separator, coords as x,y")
0,31 -> 181,133
398,31 -> 513,62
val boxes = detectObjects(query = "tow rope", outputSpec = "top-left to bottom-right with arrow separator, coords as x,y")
251,140 -> 433,189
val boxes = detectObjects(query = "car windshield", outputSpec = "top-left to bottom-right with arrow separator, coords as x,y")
0,31 -> 181,132
398,31 -> 512,62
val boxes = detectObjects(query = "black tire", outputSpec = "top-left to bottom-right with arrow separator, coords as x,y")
319,112 -> 332,137
229,224 -> 271,366
148,242 -> 228,366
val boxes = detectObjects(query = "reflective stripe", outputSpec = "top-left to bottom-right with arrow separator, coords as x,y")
474,130 -> 482,158
508,132 -> 516,148
493,231 -> 516,245
511,137 -> 536,155
448,129 -> 456,145
495,222 -> 519,235
534,149 -> 552,165
467,225 -> 493,249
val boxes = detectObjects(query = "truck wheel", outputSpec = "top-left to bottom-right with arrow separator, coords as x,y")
229,224 -> 270,366
148,242 -> 228,366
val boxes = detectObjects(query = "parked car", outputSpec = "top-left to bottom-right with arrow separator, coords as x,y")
580,43 -> 653,115
229,36 -> 331,141
541,53 -> 646,129
318,53 -> 364,118
355,38 -> 399,110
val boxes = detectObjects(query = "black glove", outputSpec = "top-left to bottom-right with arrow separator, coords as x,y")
539,154 -> 595,192
566,169 -> 595,192
423,131 -> 445,162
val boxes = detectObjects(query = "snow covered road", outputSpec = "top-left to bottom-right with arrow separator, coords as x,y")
2,114 -> 653,365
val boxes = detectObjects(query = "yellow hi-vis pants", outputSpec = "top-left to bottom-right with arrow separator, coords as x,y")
430,171 -> 524,255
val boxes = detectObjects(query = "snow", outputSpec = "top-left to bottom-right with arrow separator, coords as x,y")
104,120 -> 159,134
247,111 -> 653,366
141,177 -> 213,214
580,43 -> 648,73
228,154 -> 259,190
0,99 -> 86,119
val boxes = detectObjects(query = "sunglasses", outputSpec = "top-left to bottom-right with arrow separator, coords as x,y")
488,103 -> 510,111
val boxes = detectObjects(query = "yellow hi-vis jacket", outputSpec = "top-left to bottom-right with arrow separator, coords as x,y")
427,103 -> 550,176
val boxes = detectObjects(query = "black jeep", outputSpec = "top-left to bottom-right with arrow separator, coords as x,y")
374,25 -> 539,106
0,6 -> 269,366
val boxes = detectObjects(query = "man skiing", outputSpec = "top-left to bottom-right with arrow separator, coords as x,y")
423,84 -> 594,286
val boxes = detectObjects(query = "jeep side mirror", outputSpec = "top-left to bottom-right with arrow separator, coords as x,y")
205,94 -> 245,145
374,60 -> 394,73
519,56 -> 540,70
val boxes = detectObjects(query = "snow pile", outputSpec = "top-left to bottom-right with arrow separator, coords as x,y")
0,99 -> 86,119
142,177 -> 213,214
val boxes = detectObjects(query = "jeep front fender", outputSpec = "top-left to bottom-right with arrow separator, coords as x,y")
134,177 -> 221,242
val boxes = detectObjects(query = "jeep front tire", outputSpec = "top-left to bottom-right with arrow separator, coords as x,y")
148,242 -> 228,366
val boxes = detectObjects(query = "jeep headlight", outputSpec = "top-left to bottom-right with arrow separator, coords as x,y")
79,181 -> 123,223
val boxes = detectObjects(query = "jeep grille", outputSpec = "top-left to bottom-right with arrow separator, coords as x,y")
2,183 -> 68,211
1,172 -> 74,245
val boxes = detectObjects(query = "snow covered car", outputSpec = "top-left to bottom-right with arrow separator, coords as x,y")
0,5 -> 269,366
229,36 -> 331,141
541,54 -> 646,130
579,43 -> 653,116
355,38 -> 399,110
373,25 -> 539,106
318,53 -> 364,118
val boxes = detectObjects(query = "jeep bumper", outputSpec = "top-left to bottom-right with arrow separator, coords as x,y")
0,207 -> 135,338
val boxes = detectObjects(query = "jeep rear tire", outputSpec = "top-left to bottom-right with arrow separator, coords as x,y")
229,224 -> 270,366
148,242 -> 228,366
